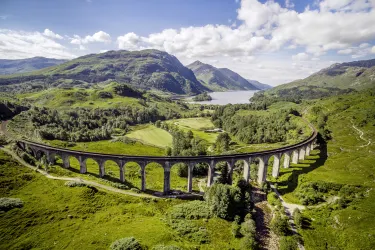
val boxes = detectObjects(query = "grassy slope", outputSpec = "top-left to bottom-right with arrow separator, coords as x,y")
126,124 -> 173,148
273,91 -> 375,249
0,151 -> 239,249
166,117 -> 217,144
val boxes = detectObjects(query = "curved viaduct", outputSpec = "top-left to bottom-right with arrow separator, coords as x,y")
17,129 -> 317,195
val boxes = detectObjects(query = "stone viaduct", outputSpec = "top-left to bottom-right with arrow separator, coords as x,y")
17,128 -> 317,195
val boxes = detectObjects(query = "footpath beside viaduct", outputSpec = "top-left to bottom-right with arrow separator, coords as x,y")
17,129 -> 317,195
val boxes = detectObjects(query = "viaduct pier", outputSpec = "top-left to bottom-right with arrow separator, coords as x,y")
17,129 -> 317,194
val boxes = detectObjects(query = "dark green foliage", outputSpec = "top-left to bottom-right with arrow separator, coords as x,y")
231,216 -> 242,238
113,83 -> 144,98
170,129 -> 207,156
240,236 -> 257,250
167,219 -> 209,244
204,182 -> 251,220
28,104 -> 174,142
168,200 -> 211,220
0,100 -> 29,120
212,105 -> 300,144
214,132 -> 231,153
270,213 -> 290,236
240,218 -> 256,237
0,197 -> 23,211
110,237 -> 143,250
293,208 -> 302,228
192,92 -> 212,101
279,236 -> 298,250
98,91 -> 113,98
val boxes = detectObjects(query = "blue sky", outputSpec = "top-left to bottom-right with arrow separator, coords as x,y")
1,0 -> 375,85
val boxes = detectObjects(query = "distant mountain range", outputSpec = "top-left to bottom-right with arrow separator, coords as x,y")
246,79 -> 272,90
0,57 -> 67,75
0,50 -> 209,95
272,58 -> 375,92
186,61 -> 262,91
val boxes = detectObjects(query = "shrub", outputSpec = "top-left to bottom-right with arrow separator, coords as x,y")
64,181 -> 87,187
240,218 -> 256,237
279,236 -> 298,250
270,213 -> 290,236
0,197 -> 23,211
292,208 -> 302,228
98,91 -> 113,98
240,235 -> 257,250
110,237 -> 142,250
152,245 -> 181,250
267,192 -> 282,207
231,215 -> 242,238
169,200 -> 211,220
167,219 -> 209,244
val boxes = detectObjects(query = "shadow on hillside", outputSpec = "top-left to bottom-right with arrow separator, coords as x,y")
275,141 -> 328,195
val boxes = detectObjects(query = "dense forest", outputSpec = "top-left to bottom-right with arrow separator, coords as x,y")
211,105 -> 302,144
192,92 -> 212,101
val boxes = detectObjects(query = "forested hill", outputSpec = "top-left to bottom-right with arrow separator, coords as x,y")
246,79 -> 272,90
0,50 -> 208,95
0,57 -> 67,75
186,60 -> 259,91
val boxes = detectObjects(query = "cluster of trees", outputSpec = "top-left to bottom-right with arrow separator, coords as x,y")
192,92 -> 212,101
212,107 -> 300,144
29,105 -> 179,142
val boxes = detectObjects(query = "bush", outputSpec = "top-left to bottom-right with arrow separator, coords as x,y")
279,236 -> 298,250
240,235 -> 257,250
169,200 -> 211,220
270,213 -> 290,236
267,192 -> 282,207
231,215 -> 242,238
110,237 -> 142,250
64,181 -> 87,187
0,197 -> 23,211
240,218 -> 256,237
152,245 -> 181,250
167,219 -> 209,244
292,208 -> 302,228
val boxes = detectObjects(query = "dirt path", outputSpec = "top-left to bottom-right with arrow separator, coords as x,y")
351,121 -> 371,147
270,184 -> 306,250
0,146 -> 158,199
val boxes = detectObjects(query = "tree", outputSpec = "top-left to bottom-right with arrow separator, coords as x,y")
270,213 -> 290,236
110,237 -> 142,250
155,120 -> 161,128
293,208 -> 302,228
215,132 -> 231,153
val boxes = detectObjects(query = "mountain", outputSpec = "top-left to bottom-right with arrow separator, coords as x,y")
186,61 -> 259,91
246,80 -> 272,90
273,58 -> 375,92
0,57 -> 67,75
0,50 -> 208,95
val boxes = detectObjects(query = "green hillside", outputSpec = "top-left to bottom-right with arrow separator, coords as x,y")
0,50 -> 208,95
186,61 -> 258,91
0,57 -> 67,75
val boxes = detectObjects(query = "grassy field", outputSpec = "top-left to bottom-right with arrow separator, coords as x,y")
126,124 -> 173,148
271,90 -> 375,250
167,117 -> 218,144
0,150 -> 240,249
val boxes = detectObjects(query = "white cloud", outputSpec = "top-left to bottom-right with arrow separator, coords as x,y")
285,0 -> 295,9
292,52 -> 310,61
372,46 -> 375,54
0,29 -> 75,59
115,0 -> 375,60
43,28 -> 63,39
100,49 -> 108,53
71,31 -> 111,45
338,49 -> 353,55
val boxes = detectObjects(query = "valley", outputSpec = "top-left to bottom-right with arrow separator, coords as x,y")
1,48 -> 375,250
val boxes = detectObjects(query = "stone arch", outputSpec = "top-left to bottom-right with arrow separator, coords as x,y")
68,155 -> 81,172
104,159 -> 121,179
124,161 -> 143,190
85,158 -> 101,177
299,147 -> 306,161
214,160 -> 232,185
169,162 -> 189,193
145,161 -> 165,193
229,159 -> 250,184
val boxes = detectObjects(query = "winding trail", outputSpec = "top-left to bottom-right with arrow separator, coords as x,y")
0,146 -> 158,199
270,184 -> 306,250
351,121 -> 371,147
